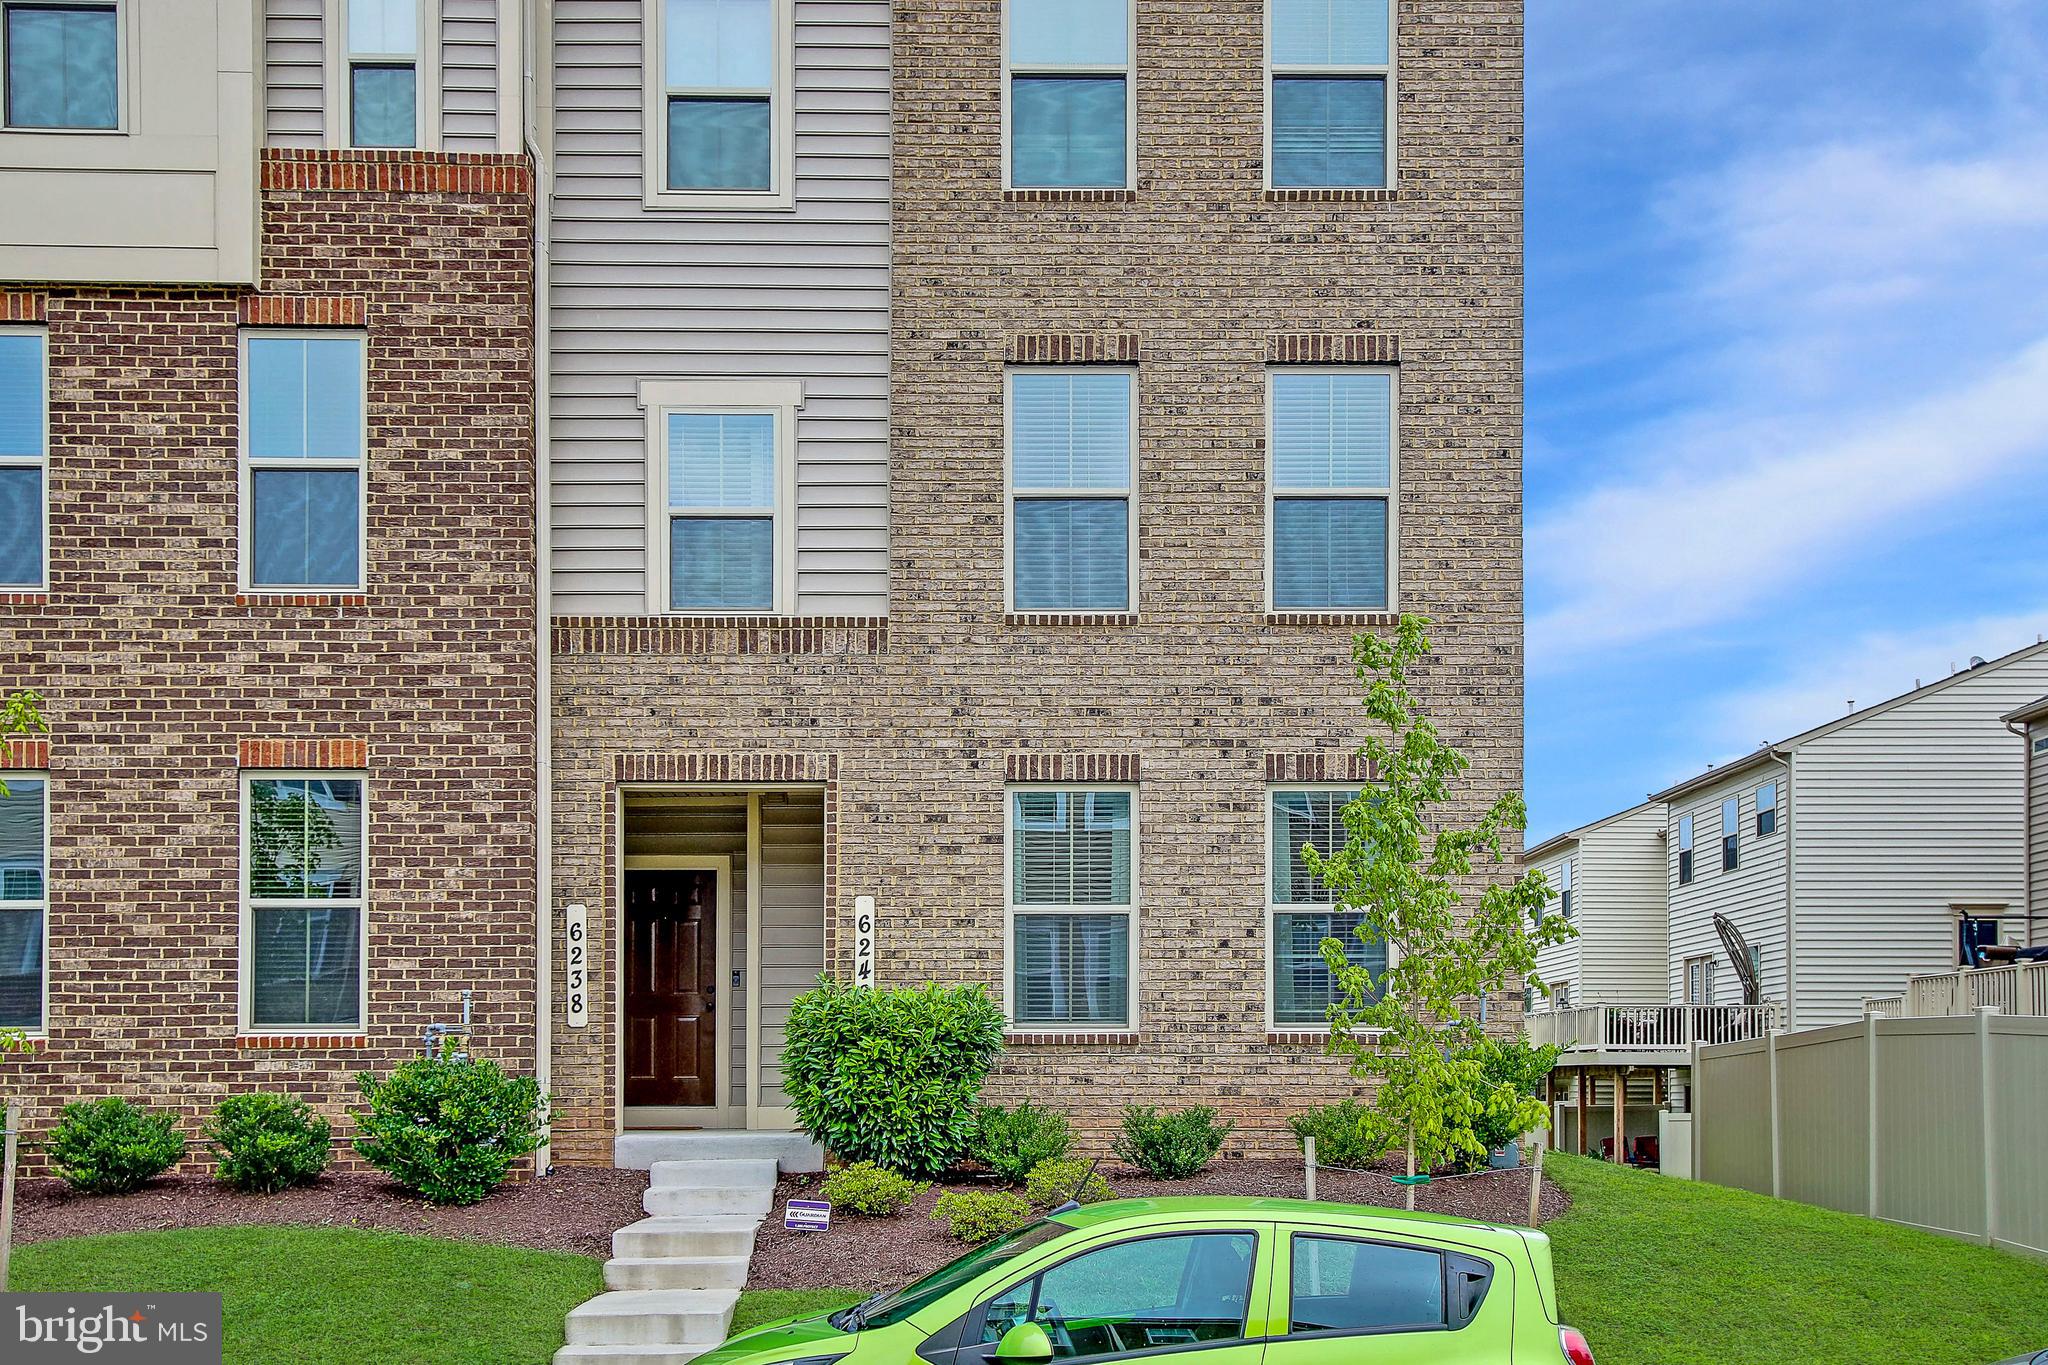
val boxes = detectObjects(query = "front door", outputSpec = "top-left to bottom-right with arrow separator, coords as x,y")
624,869 -> 718,1109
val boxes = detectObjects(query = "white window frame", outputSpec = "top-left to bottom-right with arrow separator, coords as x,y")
0,324 -> 48,591
639,377 -> 802,616
0,0 -> 130,136
1263,0 -> 1397,191
999,0 -> 1137,192
0,770 -> 49,1037
1264,783 -> 1389,1034
1755,780 -> 1778,837
1721,795 -> 1740,872
1002,366 -> 1139,616
1684,954 -> 1716,1007
322,0 -> 439,151
642,0 -> 795,211
1557,858 -> 1574,920
1265,365 -> 1399,613
1002,783 -> 1139,1034
238,769 -> 370,1036
1677,813 -> 1695,885
237,329 -> 370,594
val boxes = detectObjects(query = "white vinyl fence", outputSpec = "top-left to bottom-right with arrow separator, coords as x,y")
1692,1010 -> 2048,1259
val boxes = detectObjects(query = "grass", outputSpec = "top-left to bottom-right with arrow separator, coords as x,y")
11,1226 -> 604,1365
1543,1153 -> 2048,1365
729,1287 -> 862,1335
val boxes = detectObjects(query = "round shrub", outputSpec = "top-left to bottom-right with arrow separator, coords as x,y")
819,1161 -> 928,1216
352,1048 -> 548,1206
932,1189 -> 1033,1243
783,978 -> 1006,1179
1114,1105 -> 1232,1180
1024,1157 -> 1115,1208
1287,1099 -> 1387,1171
45,1097 -> 187,1194
202,1093 -> 332,1194
972,1101 -> 1072,1184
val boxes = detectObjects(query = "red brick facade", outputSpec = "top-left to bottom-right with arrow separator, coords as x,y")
0,151 -> 538,1170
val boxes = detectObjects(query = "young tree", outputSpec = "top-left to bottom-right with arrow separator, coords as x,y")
0,688 -> 43,800
1304,617 -> 1575,1173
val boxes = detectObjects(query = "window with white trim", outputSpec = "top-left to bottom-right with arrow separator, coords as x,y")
345,0 -> 420,147
242,331 -> 367,590
1269,368 -> 1394,611
1268,0 -> 1392,188
1556,859 -> 1574,920
1004,0 -> 1131,189
0,326 -> 45,588
0,773 -> 45,1031
1755,780 -> 1778,837
1008,369 -> 1134,613
243,774 -> 366,1030
1677,814 -> 1695,885
1269,787 -> 1384,1028
1683,954 -> 1715,1006
1721,796 -> 1740,871
1007,787 -> 1134,1030
2,1 -> 119,131
648,0 -> 793,208
641,378 -> 801,615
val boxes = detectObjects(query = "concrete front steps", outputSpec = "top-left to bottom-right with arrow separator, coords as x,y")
554,1134 -> 823,1365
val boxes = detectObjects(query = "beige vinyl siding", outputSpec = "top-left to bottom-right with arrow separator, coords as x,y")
1791,656 -> 2048,1026
265,0 -> 327,145
1530,848 -> 1579,1003
2030,721 -> 2048,941
547,0 -> 893,616
1667,766 -> 1790,1013
757,792 -> 826,1108
441,0 -> 501,152
1576,802 -> 1669,1000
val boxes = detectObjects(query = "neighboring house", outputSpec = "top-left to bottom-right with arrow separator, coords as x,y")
0,1 -> 538,1145
1523,801 -> 1668,1013
2011,695 -> 2048,946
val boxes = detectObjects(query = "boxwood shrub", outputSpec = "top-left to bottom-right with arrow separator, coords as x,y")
353,1048 -> 548,1206
45,1098 -> 187,1195
203,1093 -> 332,1194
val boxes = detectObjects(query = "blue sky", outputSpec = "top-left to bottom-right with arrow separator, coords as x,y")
1523,0 -> 2048,840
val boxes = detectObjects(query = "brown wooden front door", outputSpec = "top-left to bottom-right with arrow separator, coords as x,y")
624,869 -> 718,1109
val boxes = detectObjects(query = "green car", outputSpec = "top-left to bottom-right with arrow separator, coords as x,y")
702,1198 -> 1596,1365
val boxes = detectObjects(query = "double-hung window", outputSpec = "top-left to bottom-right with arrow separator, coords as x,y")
0,773 -> 45,1031
1005,0 -> 1131,189
242,332 -> 366,591
651,0 -> 791,206
1556,859 -> 1574,921
1269,787 -> 1384,1029
1007,787 -> 1134,1030
2,1 -> 118,131
1269,368 -> 1394,611
243,774 -> 366,1031
1721,796 -> 1740,871
0,327 -> 45,588
346,0 -> 420,148
1755,780 -> 1777,836
1008,369 -> 1133,613
1677,814 -> 1695,885
1268,0 -> 1391,188
643,379 -> 800,614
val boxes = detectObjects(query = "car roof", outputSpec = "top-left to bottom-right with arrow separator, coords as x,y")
1048,1196 -> 1525,1248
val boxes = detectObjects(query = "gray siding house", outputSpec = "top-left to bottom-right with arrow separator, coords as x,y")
1524,800 -> 1667,1011
2010,694 -> 2048,944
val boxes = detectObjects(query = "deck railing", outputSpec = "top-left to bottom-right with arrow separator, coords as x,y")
1892,961 -> 2048,1018
1526,1001 -> 1781,1053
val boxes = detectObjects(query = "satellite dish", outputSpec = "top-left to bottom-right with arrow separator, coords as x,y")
1713,914 -> 1763,1006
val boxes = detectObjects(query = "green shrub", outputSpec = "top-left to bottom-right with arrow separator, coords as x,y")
932,1189 -> 1033,1243
972,1101 -> 1073,1183
1024,1157 -> 1115,1207
45,1098 -> 187,1194
783,978 -> 1006,1179
820,1161 -> 928,1216
1287,1099 -> 1388,1171
353,1048 -> 548,1206
1114,1105 -> 1231,1180
202,1094 -> 332,1194
1464,1036 -> 1562,1169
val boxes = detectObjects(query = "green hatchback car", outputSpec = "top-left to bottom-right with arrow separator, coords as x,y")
701,1198 -> 1595,1365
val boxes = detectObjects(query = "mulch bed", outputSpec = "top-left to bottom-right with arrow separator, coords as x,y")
10,1167 -> 650,1258
748,1156 -> 1570,1292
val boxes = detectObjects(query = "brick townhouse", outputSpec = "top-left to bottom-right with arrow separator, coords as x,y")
0,0 -> 1521,1168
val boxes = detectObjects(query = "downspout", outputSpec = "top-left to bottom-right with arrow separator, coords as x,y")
2006,718 -> 2032,949
525,0 -> 555,1172
1769,746 -> 1796,1029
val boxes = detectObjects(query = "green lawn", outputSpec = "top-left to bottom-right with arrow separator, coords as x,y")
1543,1153 -> 2048,1365
12,1226 -> 603,1365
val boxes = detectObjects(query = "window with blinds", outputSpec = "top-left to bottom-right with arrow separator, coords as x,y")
1009,788 -> 1134,1028
1268,788 -> 1385,1027
1009,370 -> 1134,612
242,332 -> 366,591
1006,0 -> 1131,189
0,775 -> 45,1031
666,411 -> 777,611
1268,0 -> 1391,188
1270,369 -> 1393,611
0,328 -> 45,589
245,776 -> 367,1030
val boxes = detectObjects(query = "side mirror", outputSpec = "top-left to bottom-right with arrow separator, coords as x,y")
994,1323 -> 1054,1363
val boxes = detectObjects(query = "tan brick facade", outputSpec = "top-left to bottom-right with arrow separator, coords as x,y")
0,151 -> 538,1170
547,1 -> 1522,1161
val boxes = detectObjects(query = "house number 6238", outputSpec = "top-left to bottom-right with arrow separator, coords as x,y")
565,904 -> 589,1027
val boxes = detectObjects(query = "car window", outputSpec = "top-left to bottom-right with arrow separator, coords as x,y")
979,1232 -> 1257,1360
856,1220 -> 1073,1329
1289,1235 -> 1444,1333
